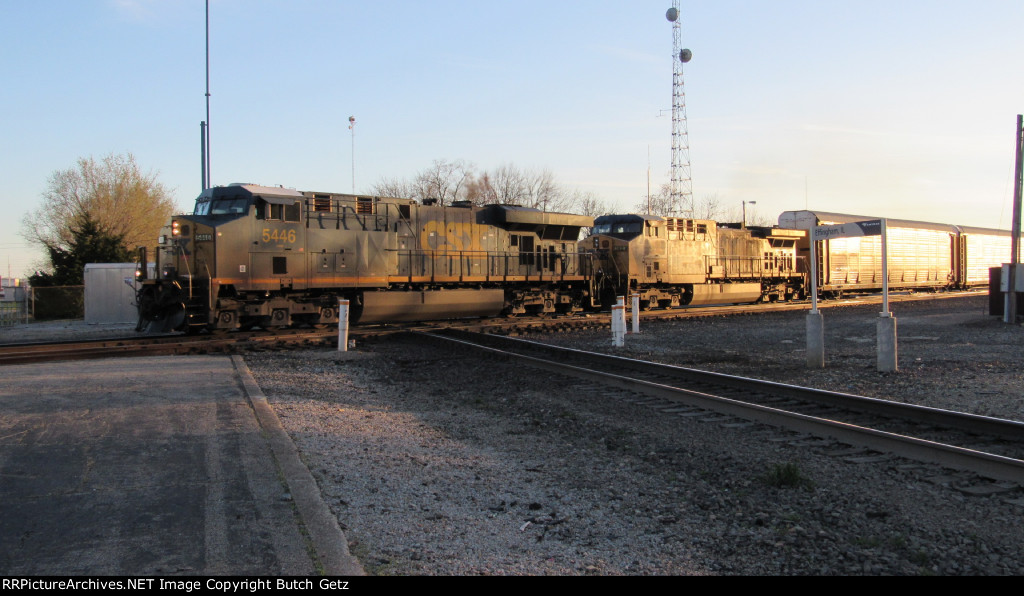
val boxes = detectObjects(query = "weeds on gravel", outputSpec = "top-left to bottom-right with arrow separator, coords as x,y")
763,462 -> 814,489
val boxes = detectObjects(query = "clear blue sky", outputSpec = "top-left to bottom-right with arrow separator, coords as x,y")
2,0 -> 1022,278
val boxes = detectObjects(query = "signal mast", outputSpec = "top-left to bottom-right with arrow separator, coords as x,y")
666,3 -> 693,216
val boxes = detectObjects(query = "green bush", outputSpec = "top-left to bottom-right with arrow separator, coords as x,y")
31,286 -> 84,320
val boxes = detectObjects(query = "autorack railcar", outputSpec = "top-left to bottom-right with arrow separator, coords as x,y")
778,210 -> 1018,294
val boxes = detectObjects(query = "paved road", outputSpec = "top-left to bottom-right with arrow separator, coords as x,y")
0,355 -> 362,576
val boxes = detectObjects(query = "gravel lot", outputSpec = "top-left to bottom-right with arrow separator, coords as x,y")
246,294 -> 1024,575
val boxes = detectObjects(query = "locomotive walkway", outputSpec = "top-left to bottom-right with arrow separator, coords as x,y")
0,354 -> 363,576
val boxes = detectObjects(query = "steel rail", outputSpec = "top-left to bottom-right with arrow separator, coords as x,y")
449,290 -> 984,335
419,331 -> 1024,485
0,330 -> 337,365
441,330 -> 1024,442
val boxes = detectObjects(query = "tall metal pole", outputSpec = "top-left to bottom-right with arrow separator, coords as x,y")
200,121 -> 207,191
1006,114 -> 1023,324
881,219 -> 890,316
205,0 -> 212,189
348,116 -> 356,194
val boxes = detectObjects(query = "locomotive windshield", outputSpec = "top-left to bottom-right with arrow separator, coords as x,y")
592,222 -> 644,238
194,198 -> 251,217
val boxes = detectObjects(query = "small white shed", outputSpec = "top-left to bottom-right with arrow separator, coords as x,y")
84,263 -> 142,324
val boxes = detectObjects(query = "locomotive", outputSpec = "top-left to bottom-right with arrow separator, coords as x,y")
135,183 -> 595,333
585,214 -> 806,309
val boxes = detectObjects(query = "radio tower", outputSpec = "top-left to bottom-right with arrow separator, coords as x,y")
666,3 -> 693,216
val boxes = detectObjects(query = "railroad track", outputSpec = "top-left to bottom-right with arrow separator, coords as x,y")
448,290 -> 985,335
419,328 -> 1024,487
0,330 -> 338,365
0,290 -> 983,365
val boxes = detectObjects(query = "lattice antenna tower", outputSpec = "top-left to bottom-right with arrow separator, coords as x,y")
666,3 -> 693,216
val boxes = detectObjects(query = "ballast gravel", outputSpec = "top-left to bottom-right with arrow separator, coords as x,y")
246,294 -> 1024,575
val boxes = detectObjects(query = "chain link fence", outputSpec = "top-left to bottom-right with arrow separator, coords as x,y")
0,300 -> 28,326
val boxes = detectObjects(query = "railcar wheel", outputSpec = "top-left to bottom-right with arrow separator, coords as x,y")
260,308 -> 290,329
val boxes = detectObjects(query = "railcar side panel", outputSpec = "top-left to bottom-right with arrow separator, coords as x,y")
961,230 -> 1015,287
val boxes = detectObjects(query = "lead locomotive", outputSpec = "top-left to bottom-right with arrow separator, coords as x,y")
136,184 -> 595,332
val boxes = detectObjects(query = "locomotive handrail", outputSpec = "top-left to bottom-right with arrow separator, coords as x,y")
389,249 -> 593,285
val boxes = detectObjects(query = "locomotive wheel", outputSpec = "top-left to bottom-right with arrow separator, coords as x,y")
216,310 -> 237,330
260,308 -> 290,329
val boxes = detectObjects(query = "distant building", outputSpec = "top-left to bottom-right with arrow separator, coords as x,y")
0,277 -> 28,325
1,277 -> 25,302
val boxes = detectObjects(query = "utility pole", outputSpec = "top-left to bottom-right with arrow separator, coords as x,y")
1006,114 -> 1023,324
203,0 -> 212,190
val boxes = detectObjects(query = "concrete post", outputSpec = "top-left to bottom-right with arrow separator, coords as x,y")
338,299 -> 349,352
806,311 -> 825,368
630,293 -> 640,335
877,312 -> 898,372
612,296 -> 625,347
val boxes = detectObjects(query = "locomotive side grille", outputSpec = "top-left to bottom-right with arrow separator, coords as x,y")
313,195 -> 332,212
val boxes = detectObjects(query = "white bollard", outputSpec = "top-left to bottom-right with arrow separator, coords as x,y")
612,296 -> 625,347
338,299 -> 350,352
630,293 -> 640,335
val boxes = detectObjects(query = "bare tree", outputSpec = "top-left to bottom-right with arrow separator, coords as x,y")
369,177 -> 416,199
634,183 -> 678,216
468,165 -> 573,211
558,189 -> 604,217
636,187 -> 730,221
523,168 -> 565,212
412,159 -> 475,205
487,163 -> 528,205
694,193 -> 724,221
372,158 -> 613,222
22,153 -> 177,255
464,172 -> 498,205
564,189 -> 613,238
723,201 -> 773,227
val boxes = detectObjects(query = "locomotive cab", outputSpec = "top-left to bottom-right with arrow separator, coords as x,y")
137,184 -> 308,333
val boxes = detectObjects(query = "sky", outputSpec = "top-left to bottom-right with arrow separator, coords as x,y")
2,0 -> 1023,278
